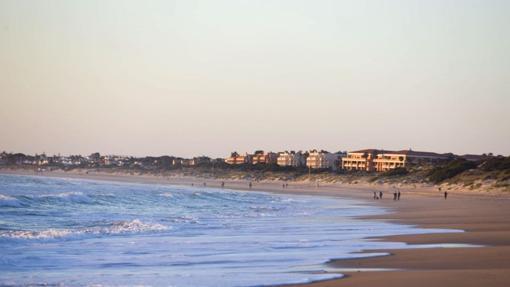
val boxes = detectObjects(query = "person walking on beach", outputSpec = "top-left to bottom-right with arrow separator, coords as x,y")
439,187 -> 447,200
249,182 -> 252,189
221,181 -> 225,188
393,191 -> 397,201
379,191 -> 383,199
373,192 -> 377,200
397,190 -> 401,200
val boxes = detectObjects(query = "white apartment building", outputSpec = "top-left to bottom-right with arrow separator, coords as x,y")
277,151 -> 306,167
306,150 -> 338,169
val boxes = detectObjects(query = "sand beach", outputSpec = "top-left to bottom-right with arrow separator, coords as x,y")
1,168 -> 509,287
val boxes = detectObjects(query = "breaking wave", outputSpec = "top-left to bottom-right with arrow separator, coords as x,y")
36,191 -> 94,204
0,194 -> 23,207
0,174 -> 462,287
0,219 -> 169,240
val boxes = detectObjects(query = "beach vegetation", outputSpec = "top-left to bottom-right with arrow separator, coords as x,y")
479,156 -> 510,172
427,159 -> 478,183
381,167 -> 409,177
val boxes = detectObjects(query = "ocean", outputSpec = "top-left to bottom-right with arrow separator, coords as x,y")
0,174 -> 457,286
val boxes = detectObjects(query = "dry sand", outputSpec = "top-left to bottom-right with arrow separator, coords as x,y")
1,168 -> 510,287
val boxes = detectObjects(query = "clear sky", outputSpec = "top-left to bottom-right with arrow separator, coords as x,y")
1,0 -> 509,157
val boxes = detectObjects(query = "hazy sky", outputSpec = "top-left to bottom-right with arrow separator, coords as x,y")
1,0 -> 509,157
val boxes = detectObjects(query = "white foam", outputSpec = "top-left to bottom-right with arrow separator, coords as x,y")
0,219 -> 169,240
104,219 -> 168,234
0,228 -> 74,239
38,191 -> 93,203
0,175 -> 470,287
0,194 -> 22,207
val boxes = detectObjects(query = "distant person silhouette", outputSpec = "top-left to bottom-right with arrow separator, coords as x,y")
397,191 -> 401,200
249,182 -> 252,189
379,191 -> 383,199
444,191 -> 448,200
373,192 -> 377,199
221,181 -> 225,188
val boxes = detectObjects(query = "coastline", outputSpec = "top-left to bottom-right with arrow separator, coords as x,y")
1,169 -> 510,287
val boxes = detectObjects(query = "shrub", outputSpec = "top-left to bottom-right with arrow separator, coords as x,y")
480,157 -> 510,171
381,167 -> 409,177
427,159 -> 478,183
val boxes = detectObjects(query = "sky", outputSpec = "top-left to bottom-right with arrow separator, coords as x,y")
1,0 -> 509,157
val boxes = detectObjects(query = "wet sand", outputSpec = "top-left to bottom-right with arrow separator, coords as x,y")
1,169 -> 510,287
298,194 -> 510,287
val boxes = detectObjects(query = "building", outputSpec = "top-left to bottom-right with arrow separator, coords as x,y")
277,151 -> 306,167
102,155 -> 128,166
252,150 -> 278,165
306,150 -> 338,169
88,153 -> 101,164
224,152 -> 252,165
182,159 -> 195,167
176,157 -> 211,167
36,154 -> 50,166
374,150 -> 450,172
192,156 -> 211,166
373,152 -> 405,172
172,158 -> 183,166
342,149 -> 450,172
341,149 -> 378,171
103,155 -> 116,166
0,152 -> 6,165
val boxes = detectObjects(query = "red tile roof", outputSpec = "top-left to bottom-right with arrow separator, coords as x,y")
349,149 -> 450,159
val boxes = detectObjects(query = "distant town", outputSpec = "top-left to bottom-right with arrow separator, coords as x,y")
0,148 -> 496,172
1,148 -> 509,192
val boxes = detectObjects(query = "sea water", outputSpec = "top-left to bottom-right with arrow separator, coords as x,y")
0,174 -> 458,287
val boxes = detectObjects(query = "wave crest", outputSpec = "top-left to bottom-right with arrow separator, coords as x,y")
0,194 -> 23,207
0,219 -> 169,240
38,192 -> 94,204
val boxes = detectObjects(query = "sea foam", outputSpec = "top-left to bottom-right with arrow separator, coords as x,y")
0,219 -> 169,240
0,194 -> 23,207
0,174 -> 462,287
37,191 -> 94,203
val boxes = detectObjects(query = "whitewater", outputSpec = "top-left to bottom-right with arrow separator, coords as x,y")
0,174 -> 457,286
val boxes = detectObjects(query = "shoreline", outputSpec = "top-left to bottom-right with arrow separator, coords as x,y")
1,169 -> 510,287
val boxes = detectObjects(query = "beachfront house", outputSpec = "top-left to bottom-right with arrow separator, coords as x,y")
306,150 -> 338,170
373,150 -> 450,172
192,156 -> 211,166
182,159 -> 195,167
224,152 -> 252,165
177,157 -> 211,167
342,149 -> 450,172
36,154 -> 50,166
341,149 -> 379,172
0,152 -> 7,166
277,151 -> 306,167
172,158 -> 183,166
252,151 -> 278,165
